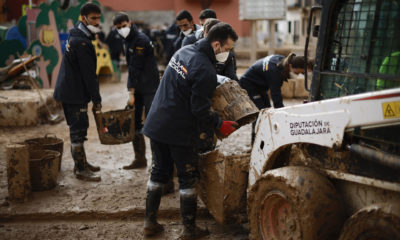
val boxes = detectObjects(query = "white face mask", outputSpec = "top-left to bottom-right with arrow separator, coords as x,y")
289,72 -> 298,79
215,45 -> 229,63
84,16 -> 101,34
118,27 -> 131,38
182,28 -> 193,36
87,25 -> 101,34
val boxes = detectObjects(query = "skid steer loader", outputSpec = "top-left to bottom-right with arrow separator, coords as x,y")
240,0 -> 400,239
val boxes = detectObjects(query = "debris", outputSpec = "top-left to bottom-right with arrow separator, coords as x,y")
81,194 -> 88,200
79,225 -> 90,231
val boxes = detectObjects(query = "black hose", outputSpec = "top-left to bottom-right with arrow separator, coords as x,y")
346,144 -> 400,169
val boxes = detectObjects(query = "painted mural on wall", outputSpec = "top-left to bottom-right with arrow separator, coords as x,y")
0,0 -> 114,88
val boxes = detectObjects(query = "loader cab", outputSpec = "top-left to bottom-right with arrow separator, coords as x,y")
310,0 -> 400,101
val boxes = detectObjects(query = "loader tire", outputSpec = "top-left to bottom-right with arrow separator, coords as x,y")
247,166 -> 345,240
338,203 -> 400,240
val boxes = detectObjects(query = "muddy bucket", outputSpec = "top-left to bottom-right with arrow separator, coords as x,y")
94,108 -> 135,145
212,80 -> 259,138
29,150 -> 60,191
197,149 -> 250,224
25,133 -> 64,171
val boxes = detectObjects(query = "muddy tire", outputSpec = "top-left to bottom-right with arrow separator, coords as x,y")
338,203 -> 400,240
247,166 -> 345,240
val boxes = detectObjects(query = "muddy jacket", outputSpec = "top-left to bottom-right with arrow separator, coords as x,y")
239,55 -> 285,108
182,28 -> 238,81
124,24 -> 160,94
143,38 -> 221,147
53,22 -> 101,104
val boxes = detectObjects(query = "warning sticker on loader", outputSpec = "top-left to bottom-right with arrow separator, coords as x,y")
382,101 -> 400,119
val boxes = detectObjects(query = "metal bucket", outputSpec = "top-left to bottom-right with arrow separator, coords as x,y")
212,80 -> 259,138
24,133 -> 64,171
94,108 -> 135,145
29,150 -> 60,191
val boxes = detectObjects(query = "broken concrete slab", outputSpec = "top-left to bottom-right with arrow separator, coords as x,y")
0,89 -> 62,127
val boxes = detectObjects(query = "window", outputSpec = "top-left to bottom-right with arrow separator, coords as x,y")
319,0 -> 400,99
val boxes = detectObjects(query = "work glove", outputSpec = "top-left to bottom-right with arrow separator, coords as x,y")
218,120 -> 238,137
92,102 -> 102,114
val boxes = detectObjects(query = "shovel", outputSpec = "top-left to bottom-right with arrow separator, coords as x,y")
17,53 -> 63,124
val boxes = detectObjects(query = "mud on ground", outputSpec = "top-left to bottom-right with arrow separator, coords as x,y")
0,72 -> 304,239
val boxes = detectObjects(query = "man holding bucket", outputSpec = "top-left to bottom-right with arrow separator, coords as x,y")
112,12 -> 160,170
54,3 -> 102,182
142,23 -> 238,238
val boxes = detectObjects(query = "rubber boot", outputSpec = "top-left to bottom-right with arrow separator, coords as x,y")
144,180 -> 164,237
85,159 -> 100,172
71,143 -> 101,182
177,189 -> 209,240
123,133 -> 147,169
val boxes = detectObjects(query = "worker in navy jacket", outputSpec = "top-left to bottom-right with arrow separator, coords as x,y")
182,18 -> 238,81
239,53 -> 310,143
53,3 -> 102,182
172,10 -> 201,58
142,23 -> 238,238
113,12 -> 160,170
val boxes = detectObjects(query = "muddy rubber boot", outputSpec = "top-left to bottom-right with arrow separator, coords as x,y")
71,143 -> 101,182
85,159 -> 100,172
177,189 -> 209,240
144,180 -> 164,237
123,134 -> 147,169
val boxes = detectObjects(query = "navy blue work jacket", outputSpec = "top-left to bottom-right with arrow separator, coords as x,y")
124,24 -> 160,94
54,22 -> 101,104
239,55 -> 286,108
143,38 -> 221,147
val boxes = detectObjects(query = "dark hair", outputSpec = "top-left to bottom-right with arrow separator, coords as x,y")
291,56 -> 307,68
278,53 -> 312,79
113,12 -> 130,25
80,2 -> 101,16
176,10 -> 193,21
206,22 -> 238,45
203,18 -> 220,34
199,9 -> 217,19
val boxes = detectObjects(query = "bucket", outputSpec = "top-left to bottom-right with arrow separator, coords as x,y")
197,149 -> 250,224
212,80 -> 259,138
24,133 -> 64,171
94,108 -> 135,145
29,150 -> 60,191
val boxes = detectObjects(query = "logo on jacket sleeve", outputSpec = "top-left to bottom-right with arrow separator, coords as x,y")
135,46 -> 144,55
169,57 -> 188,79
263,55 -> 272,72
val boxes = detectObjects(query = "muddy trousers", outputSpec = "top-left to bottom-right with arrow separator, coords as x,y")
149,139 -> 199,190
62,103 -> 100,181
62,103 -> 89,144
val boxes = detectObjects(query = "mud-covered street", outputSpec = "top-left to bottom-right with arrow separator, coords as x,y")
0,71 -> 303,239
